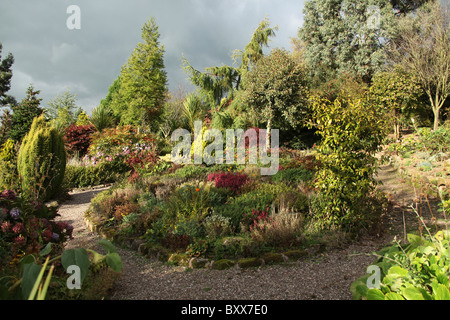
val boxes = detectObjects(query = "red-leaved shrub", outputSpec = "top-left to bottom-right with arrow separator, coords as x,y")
64,124 -> 96,157
207,172 -> 249,194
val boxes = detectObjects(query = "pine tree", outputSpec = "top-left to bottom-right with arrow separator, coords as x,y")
112,17 -> 168,128
9,84 -> 43,142
0,42 -> 15,108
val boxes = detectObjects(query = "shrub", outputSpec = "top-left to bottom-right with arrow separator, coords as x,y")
215,182 -> 308,231
63,160 -> 127,189
0,139 -> 16,162
0,139 -> 20,192
165,184 -> 212,223
207,171 -> 249,194
89,187 -> 140,224
17,116 -> 66,201
203,214 -> 233,238
0,190 -> 73,267
249,209 -> 304,247
64,124 -> 96,157
309,96 -> 389,231
270,167 -> 315,185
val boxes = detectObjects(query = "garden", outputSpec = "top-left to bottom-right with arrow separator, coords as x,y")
1,0 -> 450,301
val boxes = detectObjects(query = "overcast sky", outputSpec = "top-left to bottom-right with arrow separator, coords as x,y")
0,0 -> 306,114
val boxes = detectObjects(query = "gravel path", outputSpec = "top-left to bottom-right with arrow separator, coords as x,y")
56,165 -> 414,300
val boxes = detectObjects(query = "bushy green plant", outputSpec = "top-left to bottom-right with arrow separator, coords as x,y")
416,126 -> 450,153
270,167 -> 315,185
203,214 -> 233,238
63,160 -> 126,189
0,239 -> 122,300
215,182 -> 306,231
0,139 -> 19,192
165,184 -> 212,224
17,115 -> 66,201
352,231 -> 450,300
309,96 -> 389,231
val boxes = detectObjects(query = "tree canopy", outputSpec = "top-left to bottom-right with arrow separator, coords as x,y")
110,17 -> 168,129
298,0 -> 398,85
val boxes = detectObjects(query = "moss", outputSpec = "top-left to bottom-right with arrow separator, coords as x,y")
283,249 -> 308,260
261,252 -> 285,264
237,257 -> 263,268
189,258 -> 209,269
212,259 -> 236,270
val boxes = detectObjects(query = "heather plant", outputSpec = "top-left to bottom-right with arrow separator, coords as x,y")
207,171 -> 249,194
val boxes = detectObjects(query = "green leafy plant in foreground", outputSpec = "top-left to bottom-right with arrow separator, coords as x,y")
0,239 -> 122,300
351,230 -> 450,300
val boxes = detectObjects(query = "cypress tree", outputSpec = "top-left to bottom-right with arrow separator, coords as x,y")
17,115 -> 66,201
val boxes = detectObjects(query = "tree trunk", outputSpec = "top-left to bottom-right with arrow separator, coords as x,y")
266,118 -> 271,150
433,109 -> 440,131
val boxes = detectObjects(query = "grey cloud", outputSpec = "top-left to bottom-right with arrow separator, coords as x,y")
0,0 -> 305,114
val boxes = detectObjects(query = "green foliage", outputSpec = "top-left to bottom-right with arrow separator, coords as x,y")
298,0 -> 397,84
0,42 -> 14,108
215,182 -> 306,231
165,184 -> 212,224
9,85 -> 44,143
270,167 -> 315,185
352,231 -> 450,300
0,139 -> 15,162
309,96 -> 389,230
90,103 -> 115,132
63,162 -> 125,189
416,126 -> 450,153
370,66 -> 423,139
45,90 -> 82,132
242,48 -> 309,131
0,239 -> 122,300
110,17 -> 167,128
17,115 -> 66,201
182,17 -> 277,108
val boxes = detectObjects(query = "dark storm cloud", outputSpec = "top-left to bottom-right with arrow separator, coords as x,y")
0,0 -> 305,113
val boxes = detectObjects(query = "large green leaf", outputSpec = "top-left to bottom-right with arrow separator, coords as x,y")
106,253 -> 123,273
433,284 -> 450,300
21,263 -> 42,299
61,248 -> 90,284
98,239 -> 117,254
385,292 -> 405,300
366,289 -> 386,300
402,287 -> 425,300
39,243 -> 52,256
